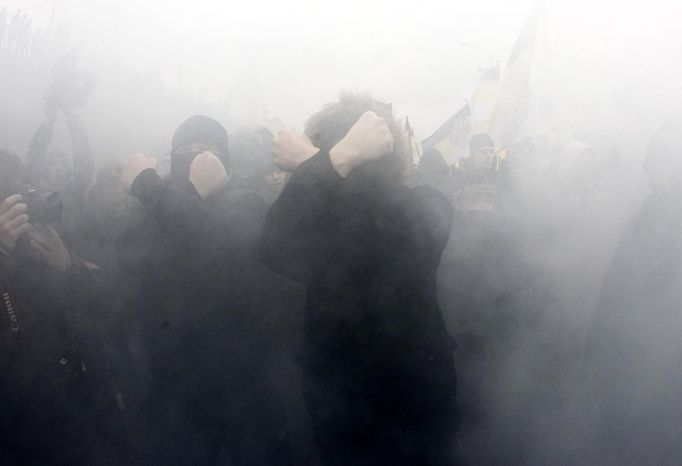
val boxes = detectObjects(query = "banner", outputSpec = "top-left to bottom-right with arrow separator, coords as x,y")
488,1 -> 551,149
421,104 -> 472,165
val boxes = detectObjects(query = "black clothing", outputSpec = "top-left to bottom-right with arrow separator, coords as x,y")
412,148 -> 451,195
261,151 -> 460,465
75,187 -> 146,463
0,248 -> 114,465
469,133 -> 495,153
170,114 -> 230,184
116,170 -> 291,465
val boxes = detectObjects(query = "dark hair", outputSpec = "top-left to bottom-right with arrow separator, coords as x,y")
304,93 -> 410,182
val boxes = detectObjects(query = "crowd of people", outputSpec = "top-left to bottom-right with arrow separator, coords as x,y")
1,48 -> 681,466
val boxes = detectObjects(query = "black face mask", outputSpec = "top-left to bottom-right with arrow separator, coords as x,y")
169,151 -> 198,187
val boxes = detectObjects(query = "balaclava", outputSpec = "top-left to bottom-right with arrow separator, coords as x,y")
170,115 -> 230,186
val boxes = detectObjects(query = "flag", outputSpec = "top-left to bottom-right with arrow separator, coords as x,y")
488,0 -> 551,150
470,63 -> 501,134
421,103 -> 471,165
405,117 -> 421,166
421,61 -> 501,166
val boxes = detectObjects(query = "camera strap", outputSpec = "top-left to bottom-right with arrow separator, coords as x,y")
0,266 -> 22,336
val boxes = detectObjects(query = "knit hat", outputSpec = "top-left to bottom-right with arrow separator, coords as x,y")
469,133 -> 495,154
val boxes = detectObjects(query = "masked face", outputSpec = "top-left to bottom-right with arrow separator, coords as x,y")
170,143 -> 225,184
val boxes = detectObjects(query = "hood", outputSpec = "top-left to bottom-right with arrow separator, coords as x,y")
170,115 -> 230,186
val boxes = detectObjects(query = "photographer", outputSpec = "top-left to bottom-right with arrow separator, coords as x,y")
117,115 -> 292,465
24,52 -> 96,247
0,150 -> 116,465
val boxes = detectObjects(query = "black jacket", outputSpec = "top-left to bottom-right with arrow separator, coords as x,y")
116,170 -> 291,465
0,246 -> 112,465
261,150 -> 459,465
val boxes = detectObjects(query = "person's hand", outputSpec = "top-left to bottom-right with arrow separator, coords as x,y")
190,151 -> 229,200
28,224 -> 71,271
330,111 -> 394,177
121,153 -> 157,193
0,195 -> 30,255
272,130 -> 319,172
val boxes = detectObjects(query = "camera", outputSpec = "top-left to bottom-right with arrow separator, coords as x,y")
19,186 -> 63,225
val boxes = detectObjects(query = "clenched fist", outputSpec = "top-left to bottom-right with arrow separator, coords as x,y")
121,152 -> 157,193
190,151 -> 229,200
272,130 -> 319,172
330,111 -> 394,177
0,195 -> 30,255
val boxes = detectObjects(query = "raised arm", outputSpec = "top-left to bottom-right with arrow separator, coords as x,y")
260,149 -> 342,284
24,117 -> 55,186
260,111 -> 394,284
65,111 -> 94,201
117,151 -> 268,276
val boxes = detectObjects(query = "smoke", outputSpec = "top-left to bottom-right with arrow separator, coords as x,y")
1,0 -> 682,464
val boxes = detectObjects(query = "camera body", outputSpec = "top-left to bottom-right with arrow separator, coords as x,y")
19,186 -> 63,225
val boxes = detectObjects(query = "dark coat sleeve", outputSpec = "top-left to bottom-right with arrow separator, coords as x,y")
116,169 -> 268,276
24,114 -> 94,204
65,112 -> 95,202
115,199 -> 167,277
24,119 -> 55,186
259,150 -> 343,285
407,185 -> 454,267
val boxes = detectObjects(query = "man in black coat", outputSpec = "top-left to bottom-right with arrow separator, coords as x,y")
260,95 -> 460,465
0,150 -> 115,465
117,115 -> 291,465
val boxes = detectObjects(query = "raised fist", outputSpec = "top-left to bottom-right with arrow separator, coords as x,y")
121,153 -> 157,193
0,195 -> 30,255
272,130 -> 319,172
330,111 -> 394,177
190,151 -> 229,200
